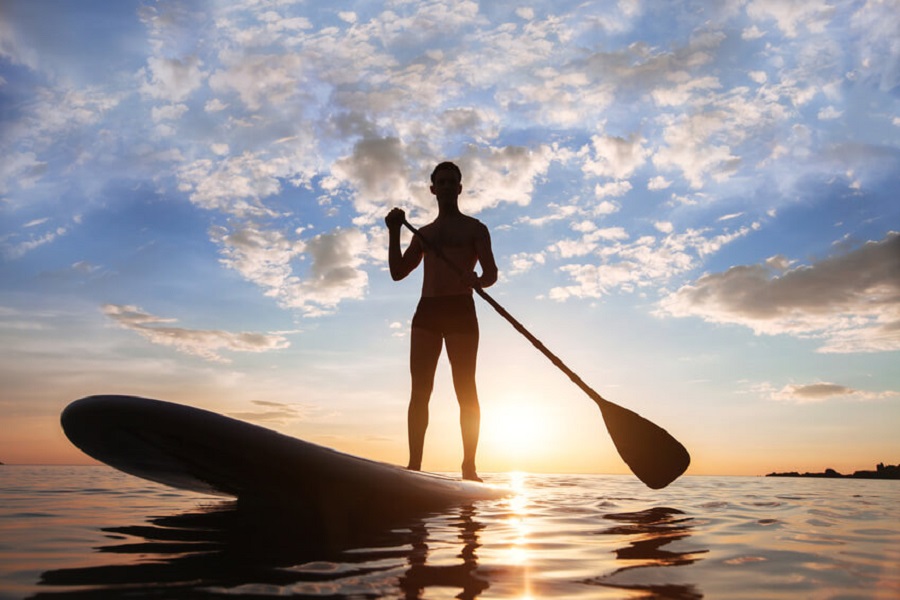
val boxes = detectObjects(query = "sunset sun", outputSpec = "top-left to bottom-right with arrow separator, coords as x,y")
481,396 -> 561,466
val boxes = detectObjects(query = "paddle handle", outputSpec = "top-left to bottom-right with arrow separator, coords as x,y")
401,219 -> 611,410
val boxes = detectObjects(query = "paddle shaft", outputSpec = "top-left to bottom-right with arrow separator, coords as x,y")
401,219 -> 611,409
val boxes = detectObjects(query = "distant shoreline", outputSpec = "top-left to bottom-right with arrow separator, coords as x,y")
766,463 -> 899,480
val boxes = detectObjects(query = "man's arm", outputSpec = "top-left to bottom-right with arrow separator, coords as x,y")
474,223 -> 498,288
386,208 -> 423,281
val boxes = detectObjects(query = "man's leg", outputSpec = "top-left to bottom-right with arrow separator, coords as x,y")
445,331 -> 481,481
407,327 -> 443,471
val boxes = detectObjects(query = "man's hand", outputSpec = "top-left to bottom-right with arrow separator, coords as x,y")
385,207 -> 406,230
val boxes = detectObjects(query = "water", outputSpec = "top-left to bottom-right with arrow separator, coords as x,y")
1,467 -> 897,599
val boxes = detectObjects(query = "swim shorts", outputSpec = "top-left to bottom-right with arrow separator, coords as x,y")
411,294 -> 478,336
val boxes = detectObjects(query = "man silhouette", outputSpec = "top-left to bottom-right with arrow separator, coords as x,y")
385,162 -> 498,481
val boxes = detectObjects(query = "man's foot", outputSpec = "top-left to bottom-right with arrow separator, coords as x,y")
462,470 -> 482,482
407,463 -> 421,472
462,462 -> 482,482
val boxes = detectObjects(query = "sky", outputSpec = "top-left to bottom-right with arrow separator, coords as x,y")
1,0 -> 898,478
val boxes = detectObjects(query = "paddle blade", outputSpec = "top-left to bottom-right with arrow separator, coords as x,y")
596,399 -> 690,489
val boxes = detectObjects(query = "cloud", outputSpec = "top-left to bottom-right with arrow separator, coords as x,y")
291,227 -> 369,312
651,75 -> 721,107
139,55 -> 206,103
103,304 -> 289,362
0,152 -> 47,195
456,143 -> 557,212
208,224 -> 369,317
438,107 -> 501,142
850,0 -> 900,93
761,382 -> 899,403
515,7 -> 535,21
516,202 -> 581,227
210,222 -> 303,293
151,103 -> 189,123
548,225 -> 629,259
817,106 -> 842,120
0,5 -> 39,71
208,53 -> 304,111
652,110 -> 743,189
2,223 -> 70,260
579,26 -> 724,95
228,400 -> 319,425
747,0 -> 836,38
3,85 -> 123,158
648,66 -> 803,189
327,138 -> 556,223
742,25 -> 767,42
593,180 -> 632,200
508,251 -> 546,276
549,224 -> 756,299
325,136 -> 556,220
583,134 -> 649,180
660,233 -> 900,353
329,136 -> 414,218
496,65 -> 615,127
174,127 -> 373,317
177,151 -> 314,218
647,175 -> 672,191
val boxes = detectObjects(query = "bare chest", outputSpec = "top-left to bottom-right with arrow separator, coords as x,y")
422,220 -> 479,251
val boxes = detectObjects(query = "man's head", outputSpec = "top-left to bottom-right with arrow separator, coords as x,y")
430,162 -> 462,185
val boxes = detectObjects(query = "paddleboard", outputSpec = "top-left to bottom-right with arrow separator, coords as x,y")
61,395 -> 508,515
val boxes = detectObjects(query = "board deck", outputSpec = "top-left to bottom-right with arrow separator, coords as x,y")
61,395 -> 508,515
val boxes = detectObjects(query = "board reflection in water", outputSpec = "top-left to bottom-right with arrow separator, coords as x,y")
36,502 -> 470,598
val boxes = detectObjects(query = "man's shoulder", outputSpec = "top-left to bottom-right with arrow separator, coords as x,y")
430,214 -> 488,232
461,214 -> 488,232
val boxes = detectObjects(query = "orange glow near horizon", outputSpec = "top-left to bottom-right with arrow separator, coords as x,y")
4,435 -> 889,479
2,393 -> 892,480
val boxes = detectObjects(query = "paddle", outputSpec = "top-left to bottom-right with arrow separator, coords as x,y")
402,218 -> 690,489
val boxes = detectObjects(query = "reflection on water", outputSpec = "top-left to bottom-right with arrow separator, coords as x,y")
33,502 -> 466,598
29,475 -> 712,599
12,470 -> 895,599
399,506 -> 488,599
31,501 -> 501,599
585,506 -> 707,599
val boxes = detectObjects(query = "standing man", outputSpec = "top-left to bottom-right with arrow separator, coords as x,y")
385,162 -> 498,482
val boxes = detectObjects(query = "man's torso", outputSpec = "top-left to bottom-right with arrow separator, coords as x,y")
418,215 -> 483,298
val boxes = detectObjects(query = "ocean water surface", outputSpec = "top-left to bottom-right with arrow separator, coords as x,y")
0,466 -> 897,599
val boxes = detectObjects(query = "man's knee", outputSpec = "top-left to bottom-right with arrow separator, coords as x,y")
455,389 -> 479,409
409,387 -> 432,406
410,371 -> 436,396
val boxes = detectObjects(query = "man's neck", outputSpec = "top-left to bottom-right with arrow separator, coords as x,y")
437,198 -> 462,217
